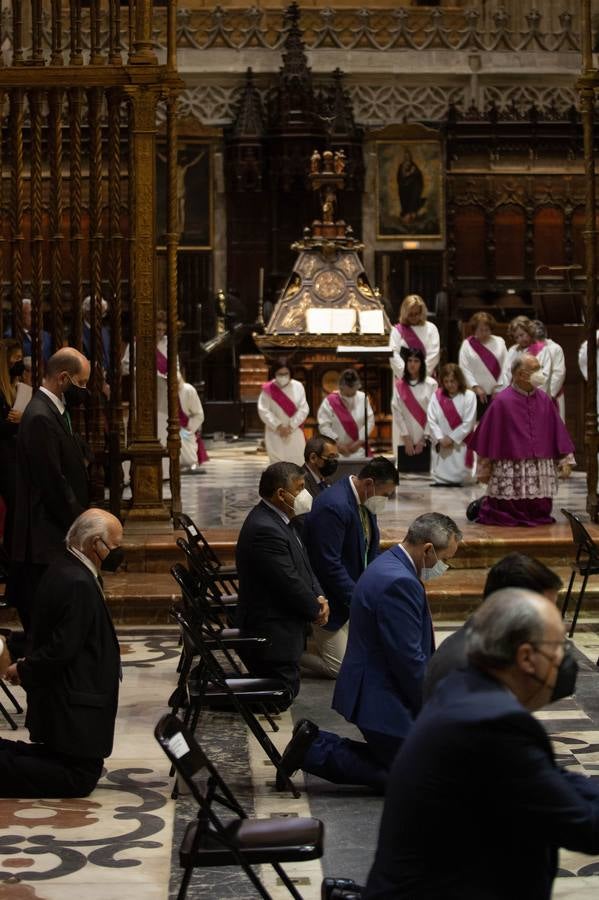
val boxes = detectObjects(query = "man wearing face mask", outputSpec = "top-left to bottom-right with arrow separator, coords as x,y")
11,347 -> 91,634
317,368 -> 375,459
276,513 -> 460,792
364,588 -> 599,900
301,457 -> 398,679
235,462 -> 329,704
468,353 -> 575,527
257,362 -> 309,467
1,509 -> 122,798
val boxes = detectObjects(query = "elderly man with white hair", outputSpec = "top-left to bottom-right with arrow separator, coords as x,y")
1,508 -> 123,798
3,297 -> 52,362
365,588 -> 599,899
82,295 -> 110,371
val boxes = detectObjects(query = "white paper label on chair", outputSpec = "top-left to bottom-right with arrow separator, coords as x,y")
168,733 -> 190,759
188,525 -> 197,536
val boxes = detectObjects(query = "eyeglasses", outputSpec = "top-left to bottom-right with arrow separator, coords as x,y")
532,638 -> 572,653
319,453 -> 339,461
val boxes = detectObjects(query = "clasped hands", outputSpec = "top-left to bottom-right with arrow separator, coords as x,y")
276,424 -> 293,438
5,662 -> 21,686
314,595 -> 329,627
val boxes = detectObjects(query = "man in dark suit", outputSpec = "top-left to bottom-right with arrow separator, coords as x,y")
235,461 -> 329,703
364,588 -> 599,899
301,435 -> 339,499
279,513 -> 461,791
423,552 -> 562,701
11,347 -> 91,632
1,509 -> 123,798
4,298 -> 53,363
302,456 -> 398,679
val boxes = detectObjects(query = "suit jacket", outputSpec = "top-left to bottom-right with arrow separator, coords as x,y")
422,621 -> 469,702
301,464 -> 327,500
13,390 -> 89,564
305,476 -> 379,631
365,666 -> 599,899
333,545 -> 432,737
235,501 -> 322,664
18,552 -> 121,759
4,327 -> 52,363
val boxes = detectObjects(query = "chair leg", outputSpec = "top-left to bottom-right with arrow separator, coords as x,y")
240,703 -> 300,798
176,863 -> 195,900
272,861 -> 304,900
561,570 -> 577,620
259,704 -> 280,733
0,699 -> 18,730
0,680 -> 22,714
569,574 -> 589,638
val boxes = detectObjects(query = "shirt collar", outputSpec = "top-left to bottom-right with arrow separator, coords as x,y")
349,475 -> 362,507
511,383 -> 535,397
39,384 -> 65,415
262,498 -> 290,525
68,545 -> 99,578
396,543 -> 417,572
306,464 -> 322,484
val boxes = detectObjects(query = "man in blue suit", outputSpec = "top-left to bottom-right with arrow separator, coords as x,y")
4,298 -> 53,363
364,588 -> 599,899
302,456 -> 398,679
278,512 -> 461,791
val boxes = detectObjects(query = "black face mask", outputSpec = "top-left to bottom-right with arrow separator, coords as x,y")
319,456 -> 339,478
64,377 -> 89,407
98,538 -> 125,573
9,360 -> 25,378
533,645 -> 578,703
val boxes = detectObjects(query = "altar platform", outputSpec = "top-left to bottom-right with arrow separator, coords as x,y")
104,440 -> 599,623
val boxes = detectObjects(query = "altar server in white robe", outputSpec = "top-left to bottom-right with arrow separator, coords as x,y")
389,293 -> 440,379
531,319 -> 566,422
458,312 -> 507,415
391,347 -> 437,458
178,374 -> 205,472
318,368 -> 375,460
428,363 -> 477,486
257,361 -> 309,466
501,315 -> 552,391
579,330 -> 599,413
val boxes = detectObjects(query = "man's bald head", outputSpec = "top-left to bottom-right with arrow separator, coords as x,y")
66,508 -> 124,571
44,346 -> 90,401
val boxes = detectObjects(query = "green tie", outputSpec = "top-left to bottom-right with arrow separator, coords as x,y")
62,408 -> 73,435
358,505 -> 371,570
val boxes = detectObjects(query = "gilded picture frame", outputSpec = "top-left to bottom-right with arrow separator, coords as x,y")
156,141 -> 213,250
376,139 -> 443,240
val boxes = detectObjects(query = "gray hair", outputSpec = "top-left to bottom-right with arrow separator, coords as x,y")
405,513 -> 462,549
466,588 -> 546,669
66,509 -> 111,550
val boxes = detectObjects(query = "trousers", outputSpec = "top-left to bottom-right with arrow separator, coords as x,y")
302,727 -> 403,792
300,622 -> 349,679
0,737 -> 103,798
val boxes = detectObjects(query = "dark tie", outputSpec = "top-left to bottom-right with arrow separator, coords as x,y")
62,408 -> 73,435
97,574 -> 104,591
319,481 -> 328,492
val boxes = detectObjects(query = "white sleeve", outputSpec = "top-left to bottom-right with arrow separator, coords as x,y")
548,344 -> 566,398
289,382 -> 309,429
426,393 -> 444,442
184,385 -> 205,433
448,391 -> 477,444
366,395 -> 375,435
317,397 -> 338,441
579,341 -> 588,381
458,341 -> 478,388
389,327 -> 405,379
425,324 -> 440,375
392,390 -> 410,437
257,390 -> 280,431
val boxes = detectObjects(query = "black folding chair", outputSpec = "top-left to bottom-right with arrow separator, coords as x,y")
176,538 -> 237,625
0,544 -> 23,730
155,713 -> 323,900
170,605 -> 300,797
561,508 -> 599,638
175,512 -> 238,578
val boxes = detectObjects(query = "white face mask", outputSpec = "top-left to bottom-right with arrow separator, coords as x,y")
275,374 -> 290,388
364,495 -> 388,517
293,489 -> 313,516
529,370 -> 546,388
420,546 -> 449,582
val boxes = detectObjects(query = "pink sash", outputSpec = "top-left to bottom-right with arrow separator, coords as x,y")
261,380 -> 298,419
327,391 -> 359,441
527,340 -> 545,357
397,379 -> 427,429
156,347 -> 167,376
467,336 -> 501,380
395,323 -> 426,355
436,389 -> 474,468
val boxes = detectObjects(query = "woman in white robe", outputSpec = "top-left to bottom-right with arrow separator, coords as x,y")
428,363 -> 477,486
530,319 -> 566,423
317,368 -> 375,460
501,315 -> 552,392
389,294 -> 440,380
458,312 -> 507,412
257,362 -> 309,466
391,347 -> 437,456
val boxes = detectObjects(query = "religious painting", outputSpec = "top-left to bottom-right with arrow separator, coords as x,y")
156,142 -> 212,248
376,140 -> 443,240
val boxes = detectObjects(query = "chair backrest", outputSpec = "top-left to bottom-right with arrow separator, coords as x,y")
175,512 -> 221,571
171,562 -> 223,630
155,712 -> 246,821
561,508 -> 599,562
170,603 -> 229,686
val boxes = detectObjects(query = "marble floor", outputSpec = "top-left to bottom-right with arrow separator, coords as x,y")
3,442 -> 599,898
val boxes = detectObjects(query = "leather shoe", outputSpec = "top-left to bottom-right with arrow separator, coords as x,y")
275,718 -> 319,791
466,498 -> 483,522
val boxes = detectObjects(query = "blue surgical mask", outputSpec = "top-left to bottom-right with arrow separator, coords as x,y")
420,545 -> 449,582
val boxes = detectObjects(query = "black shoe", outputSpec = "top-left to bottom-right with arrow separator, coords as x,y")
466,498 -> 483,522
275,718 -> 319,791
322,878 -> 362,900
